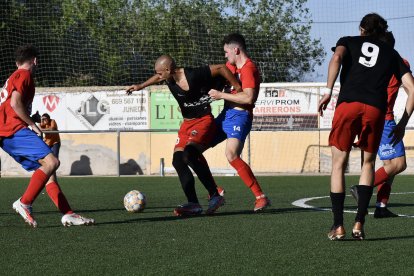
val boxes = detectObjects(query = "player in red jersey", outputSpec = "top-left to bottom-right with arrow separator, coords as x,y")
318,14 -> 414,240
208,33 -> 271,212
126,55 -> 242,216
0,45 -> 94,227
350,32 -> 411,218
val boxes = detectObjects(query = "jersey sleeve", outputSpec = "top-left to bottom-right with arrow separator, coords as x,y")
240,64 -> 259,89
336,36 -> 349,48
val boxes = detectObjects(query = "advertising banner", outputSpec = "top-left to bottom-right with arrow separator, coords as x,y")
32,90 -> 149,130
149,87 -> 224,130
252,86 -> 319,130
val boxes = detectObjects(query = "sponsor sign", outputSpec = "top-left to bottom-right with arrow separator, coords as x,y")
253,86 -> 320,130
32,90 -> 149,130
318,88 -> 340,129
150,87 -> 224,130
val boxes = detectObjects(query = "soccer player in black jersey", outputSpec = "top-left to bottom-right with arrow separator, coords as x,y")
126,55 -> 242,216
318,13 -> 414,240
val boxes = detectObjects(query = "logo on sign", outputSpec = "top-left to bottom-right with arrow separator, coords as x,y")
264,88 -> 286,98
76,95 -> 109,126
43,95 -> 60,112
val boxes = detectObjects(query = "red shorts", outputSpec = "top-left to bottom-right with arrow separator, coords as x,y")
175,114 -> 216,150
329,102 -> 385,153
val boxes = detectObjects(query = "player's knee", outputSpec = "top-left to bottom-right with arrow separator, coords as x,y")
332,160 -> 347,173
49,155 -> 60,171
394,161 -> 407,174
225,150 -> 238,163
172,151 -> 186,169
183,145 -> 200,165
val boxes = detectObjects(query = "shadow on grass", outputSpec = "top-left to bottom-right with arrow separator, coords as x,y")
93,206 -> 316,226
332,235 -> 414,242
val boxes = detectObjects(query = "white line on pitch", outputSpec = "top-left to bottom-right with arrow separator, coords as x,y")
291,192 -> 414,218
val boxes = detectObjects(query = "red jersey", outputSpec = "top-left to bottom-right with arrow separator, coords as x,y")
226,58 -> 261,112
0,69 -> 35,137
385,59 -> 410,121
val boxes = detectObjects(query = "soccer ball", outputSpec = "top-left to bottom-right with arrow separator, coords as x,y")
124,190 -> 146,212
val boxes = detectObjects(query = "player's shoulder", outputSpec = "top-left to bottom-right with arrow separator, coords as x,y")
11,69 -> 31,82
403,58 -> 410,68
242,59 -> 259,72
336,36 -> 355,44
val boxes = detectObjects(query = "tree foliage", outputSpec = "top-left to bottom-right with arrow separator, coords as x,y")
0,0 -> 325,86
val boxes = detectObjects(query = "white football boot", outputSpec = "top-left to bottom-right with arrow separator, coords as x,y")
12,198 -> 38,228
61,213 -> 95,227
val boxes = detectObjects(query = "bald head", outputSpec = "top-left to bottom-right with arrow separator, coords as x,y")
155,55 -> 176,71
154,55 -> 177,81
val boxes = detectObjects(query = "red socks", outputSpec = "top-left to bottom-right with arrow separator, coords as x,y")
46,182 -> 73,215
374,167 -> 391,205
230,157 -> 263,197
374,167 -> 389,187
376,183 -> 391,205
21,169 -> 49,205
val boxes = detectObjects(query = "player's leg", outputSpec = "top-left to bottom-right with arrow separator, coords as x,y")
183,143 -> 224,214
43,142 -> 72,214
222,109 -> 270,211
182,115 -> 224,214
327,146 -> 348,240
183,143 -> 219,197
327,102 -> 360,240
173,148 -> 198,203
44,174 -> 94,226
172,125 -> 203,217
352,104 -> 384,239
45,176 -> 73,215
2,129 -> 58,227
374,158 -> 405,218
203,109 -> 229,196
374,119 -> 405,218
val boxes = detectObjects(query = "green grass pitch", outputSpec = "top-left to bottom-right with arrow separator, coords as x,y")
1,175 -> 414,275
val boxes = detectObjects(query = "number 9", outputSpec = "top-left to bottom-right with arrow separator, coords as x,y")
359,42 -> 379,67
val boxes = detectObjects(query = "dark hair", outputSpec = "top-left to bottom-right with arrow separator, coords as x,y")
41,113 -> 50,119
360,13 -> 388,39
15,44 -> 39,64
223,33 -> 247,51
382,31 -> 395,48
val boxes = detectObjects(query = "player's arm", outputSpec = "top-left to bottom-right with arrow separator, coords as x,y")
10,90 -> 42,135
390,72 -> 414,145
318,45 -> 346,116
209,64 -> 242,93
126,74 -> 165,95
208,64 -> 256,105
209,87 -> 256,105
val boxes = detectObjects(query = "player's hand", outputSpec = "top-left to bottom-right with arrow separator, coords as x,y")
318,94 -> 331,117
208,89 -> 222,100
126,85 -> 139,95
389,123 -> 405,146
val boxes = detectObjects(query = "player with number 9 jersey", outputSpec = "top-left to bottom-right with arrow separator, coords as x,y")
318,13 -> 414,241
330,35 -> 409,153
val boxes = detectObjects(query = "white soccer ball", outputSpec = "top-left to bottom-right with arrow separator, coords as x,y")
124,190 -> 146,212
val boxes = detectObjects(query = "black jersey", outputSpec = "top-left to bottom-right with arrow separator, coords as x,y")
167,66 -> 217,119
336,36 -> 411,112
